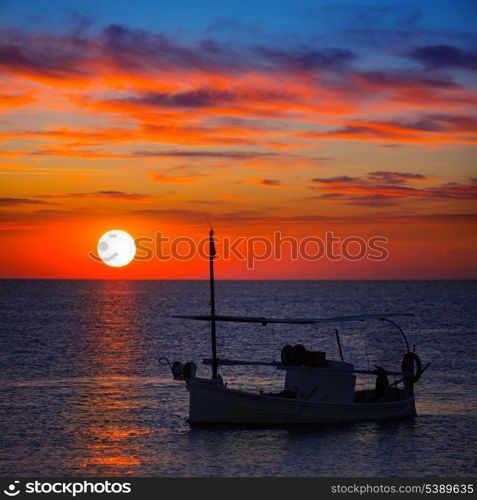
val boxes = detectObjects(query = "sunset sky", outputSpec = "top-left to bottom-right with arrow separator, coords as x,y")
0,0 -> 476,279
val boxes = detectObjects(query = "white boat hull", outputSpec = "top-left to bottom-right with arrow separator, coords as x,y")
187,377 -> 415,425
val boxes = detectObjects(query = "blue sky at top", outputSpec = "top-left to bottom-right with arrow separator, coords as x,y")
2,0 -> 476,80
1,0 -> 476,40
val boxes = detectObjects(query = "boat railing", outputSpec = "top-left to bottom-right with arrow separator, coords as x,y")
202,357 -> 406,377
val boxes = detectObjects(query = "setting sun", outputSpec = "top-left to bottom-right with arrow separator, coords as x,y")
97,230 -> 136,267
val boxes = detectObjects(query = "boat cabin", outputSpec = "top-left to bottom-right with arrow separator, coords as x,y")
278,348 -> 356,403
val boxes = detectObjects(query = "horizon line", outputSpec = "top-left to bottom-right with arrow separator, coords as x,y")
1,277 -> 476,281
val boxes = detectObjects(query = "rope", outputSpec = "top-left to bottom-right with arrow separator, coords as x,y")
158,357 -> 172,369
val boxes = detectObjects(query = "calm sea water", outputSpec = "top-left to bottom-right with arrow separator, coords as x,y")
0,280 -> 476,477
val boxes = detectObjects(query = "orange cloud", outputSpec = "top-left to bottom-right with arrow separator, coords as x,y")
148,165 -> 209,184
220,193 -> 250,199
0,91 -> 36,109
57,191 -> 157,201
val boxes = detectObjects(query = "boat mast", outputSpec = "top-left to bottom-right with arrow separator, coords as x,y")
209,228 -> 218,378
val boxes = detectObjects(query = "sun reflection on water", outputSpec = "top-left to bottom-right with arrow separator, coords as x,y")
73,281 -> 153,475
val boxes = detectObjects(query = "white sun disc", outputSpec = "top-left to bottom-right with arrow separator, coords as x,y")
97,229 -> 136,267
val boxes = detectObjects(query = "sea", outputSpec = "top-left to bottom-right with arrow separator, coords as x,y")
0,280 -> 476,477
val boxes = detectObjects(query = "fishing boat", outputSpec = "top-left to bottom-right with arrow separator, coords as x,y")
163,229 -> 429,425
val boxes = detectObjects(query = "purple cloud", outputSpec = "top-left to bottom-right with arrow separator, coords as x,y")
0,197 -> 55,206
260,178 -> 283,186
408,44 -> 477,71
